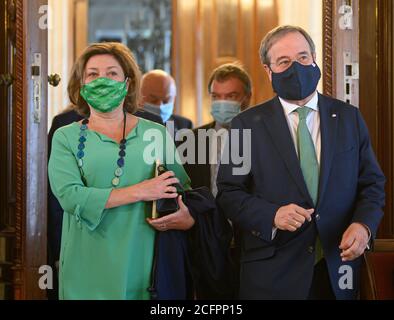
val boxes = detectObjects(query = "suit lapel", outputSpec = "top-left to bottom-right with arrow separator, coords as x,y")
316,94 -> 338,208
194,122 -> 216,189
261,98 -> 313,206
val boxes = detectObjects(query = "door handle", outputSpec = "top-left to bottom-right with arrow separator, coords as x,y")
48,73 -> 61,87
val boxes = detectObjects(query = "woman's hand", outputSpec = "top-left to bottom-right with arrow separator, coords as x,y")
147,196 -> 195,231
132,170 -> 180,202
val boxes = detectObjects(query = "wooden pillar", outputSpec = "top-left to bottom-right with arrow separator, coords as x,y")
172,0 -> 279,127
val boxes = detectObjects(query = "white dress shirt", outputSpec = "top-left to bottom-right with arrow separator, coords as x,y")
271,92 -> 321,239
279,91 -> 321,165
210,122 -> 228,197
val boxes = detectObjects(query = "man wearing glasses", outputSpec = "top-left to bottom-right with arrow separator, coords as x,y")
216,25 -> 385,299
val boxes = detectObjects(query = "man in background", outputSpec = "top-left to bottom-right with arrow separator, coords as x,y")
141,69 -> 193,133
183,62 -> 252,299
184,62 -> 251,194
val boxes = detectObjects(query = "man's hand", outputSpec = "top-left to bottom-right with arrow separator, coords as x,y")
274,204 -> 313,232
339,223 -> 370,262
147,195 -> 195,231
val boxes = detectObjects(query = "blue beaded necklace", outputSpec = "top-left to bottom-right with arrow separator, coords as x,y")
77,112 -> 127,187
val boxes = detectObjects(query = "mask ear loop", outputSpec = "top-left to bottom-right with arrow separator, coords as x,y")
231,97 -> 244,111
237,88 -> 251,109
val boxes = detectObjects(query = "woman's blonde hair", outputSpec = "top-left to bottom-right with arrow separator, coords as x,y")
68,42 -> 141,116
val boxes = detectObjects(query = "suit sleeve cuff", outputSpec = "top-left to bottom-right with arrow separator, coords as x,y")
359,223 -> 372,250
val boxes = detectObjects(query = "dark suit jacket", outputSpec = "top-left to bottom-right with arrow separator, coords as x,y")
136,109 -> 164,124
183,121 -> 241,299
169,114 -> 193,131
152,187 -> 235,300
183,121 -> 215,189
216,94 -> 386,300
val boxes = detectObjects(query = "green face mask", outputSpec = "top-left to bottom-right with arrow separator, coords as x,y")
80,77 -> 128,113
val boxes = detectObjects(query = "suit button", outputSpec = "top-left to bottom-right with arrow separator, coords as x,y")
308,246 -> 314,253
251,230 -> 260,237
315,214 -> 320,221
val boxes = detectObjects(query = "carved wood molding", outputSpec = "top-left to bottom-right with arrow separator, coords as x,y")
13,0 -> 25,299
377,0 -> 394,238
323,0 -> 335,97
7,0 -> 16,45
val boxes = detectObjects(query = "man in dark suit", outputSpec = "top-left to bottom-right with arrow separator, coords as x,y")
183,63 -> 252,299
216,25 -> 385,300
140,69 -> 193,133
47,106 -> 162,299
184,63 -> 252,193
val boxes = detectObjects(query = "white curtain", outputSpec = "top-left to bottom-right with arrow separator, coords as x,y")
48,0 -> 74,131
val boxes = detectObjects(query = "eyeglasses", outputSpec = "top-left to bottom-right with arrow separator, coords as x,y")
269,54 -> 313,72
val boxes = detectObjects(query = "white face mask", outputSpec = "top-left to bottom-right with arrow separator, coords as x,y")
144,102 -> 174,123
210,100 -> 241,124
159,102 -> 174,123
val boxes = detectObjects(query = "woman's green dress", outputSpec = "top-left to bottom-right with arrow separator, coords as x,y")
48,117 -> 190,300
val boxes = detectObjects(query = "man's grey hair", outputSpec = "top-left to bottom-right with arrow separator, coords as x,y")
259,25 -> 316,65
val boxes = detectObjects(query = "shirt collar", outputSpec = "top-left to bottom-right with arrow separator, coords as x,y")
214,121 -> 229,131
279,91 -> 319,115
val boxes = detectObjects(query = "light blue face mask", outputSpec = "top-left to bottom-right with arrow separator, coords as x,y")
159,102 -> 174,123
144,102 -> 174,123
210,100 -> 241,124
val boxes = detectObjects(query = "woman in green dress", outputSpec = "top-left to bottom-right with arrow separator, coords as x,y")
48,42 -> 194,300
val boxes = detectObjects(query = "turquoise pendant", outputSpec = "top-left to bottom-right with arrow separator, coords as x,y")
78,113 -> 127,188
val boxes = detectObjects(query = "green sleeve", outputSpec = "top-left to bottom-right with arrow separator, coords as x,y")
163,127 -> 191,190
48,130 -> 113,231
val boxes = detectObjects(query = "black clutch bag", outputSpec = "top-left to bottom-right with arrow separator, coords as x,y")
156,164 -> 182,217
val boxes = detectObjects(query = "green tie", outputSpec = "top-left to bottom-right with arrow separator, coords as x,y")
295,107 -> 323,264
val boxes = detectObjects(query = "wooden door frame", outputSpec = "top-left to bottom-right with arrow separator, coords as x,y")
322,0 -> 359,103
323,0 -> 394,239
12,0 -> 48,299
322,0 -> 335,97
359,0 -> 393,239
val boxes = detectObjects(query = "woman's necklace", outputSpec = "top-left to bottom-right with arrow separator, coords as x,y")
77,112 -> 127,187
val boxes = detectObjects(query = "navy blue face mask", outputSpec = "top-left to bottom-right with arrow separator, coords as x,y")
271,61 -> 321,100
